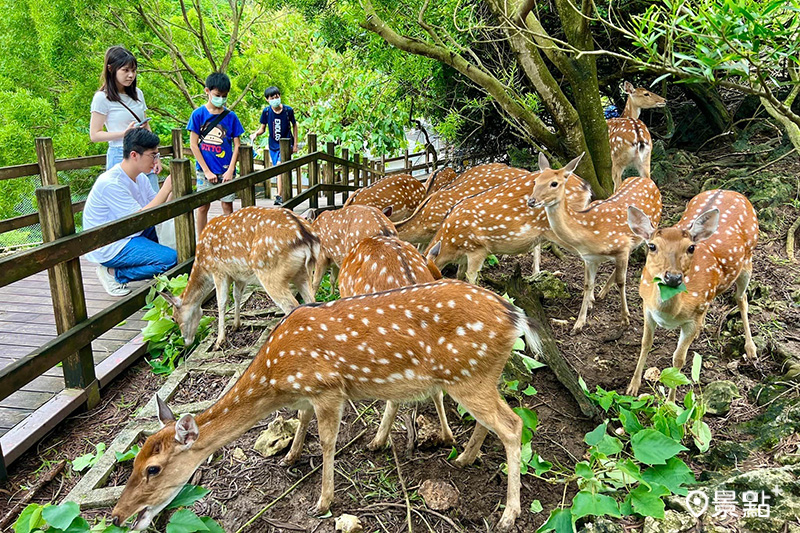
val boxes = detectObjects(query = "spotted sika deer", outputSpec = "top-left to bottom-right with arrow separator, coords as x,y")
626,190 -> 758,399
309,205 -> 397,292
111,280 -> 543,532
396,164 -> 530,246
423,167 -> 458,196
426,169 -> 592,283
528,153 -> 662,333
343,173 -> 426,222
160,207 -> 318,348
607,81 -> 666,190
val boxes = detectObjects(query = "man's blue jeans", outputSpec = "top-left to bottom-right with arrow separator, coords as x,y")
102,227 -> 177,284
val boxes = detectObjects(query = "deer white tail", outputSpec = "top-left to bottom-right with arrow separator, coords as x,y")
514,310 -> 544,356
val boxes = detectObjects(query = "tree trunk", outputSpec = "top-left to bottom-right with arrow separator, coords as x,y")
682,84 -> 732,134
483,263 -> 601,421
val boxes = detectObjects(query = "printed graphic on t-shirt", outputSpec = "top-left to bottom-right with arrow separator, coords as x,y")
201,121 -> 228,160
273,118 -> 282,141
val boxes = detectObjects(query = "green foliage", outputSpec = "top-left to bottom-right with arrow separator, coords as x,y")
71,442 -> 106,472
314,271 -> 340,302
166,485 -> 211,510
142,274 -> 212,375
114,445 -> 140,463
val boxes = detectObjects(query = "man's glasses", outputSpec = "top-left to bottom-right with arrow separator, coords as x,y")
142,152 -> 161,161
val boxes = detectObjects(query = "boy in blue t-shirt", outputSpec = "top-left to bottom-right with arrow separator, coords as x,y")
188,72 -> 245,234
251,86 -> 297,205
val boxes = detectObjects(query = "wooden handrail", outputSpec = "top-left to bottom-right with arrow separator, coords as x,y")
0,201 -> 86,236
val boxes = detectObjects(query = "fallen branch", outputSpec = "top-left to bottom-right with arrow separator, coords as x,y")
353,502 -> 464,531
483,262 -> 600,421
234,427 -> 369,533
391,442 -> 413,533
0,460 -> 66,530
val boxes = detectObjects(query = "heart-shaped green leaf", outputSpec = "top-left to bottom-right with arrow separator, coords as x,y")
653,277 -> 687,301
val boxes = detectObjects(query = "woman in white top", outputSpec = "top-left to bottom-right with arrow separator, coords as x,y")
90,46 -> 161,189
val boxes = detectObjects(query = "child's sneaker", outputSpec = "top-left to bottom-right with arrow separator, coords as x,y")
274,195 -> 283,206
96,265 -> 131,297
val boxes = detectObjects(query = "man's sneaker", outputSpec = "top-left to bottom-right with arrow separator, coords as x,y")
96,265 -> 131,297
274,195 -> 283,206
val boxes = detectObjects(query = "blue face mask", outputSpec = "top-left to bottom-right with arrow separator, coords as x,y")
211,95 -> 227,108
269,97 -> 282,109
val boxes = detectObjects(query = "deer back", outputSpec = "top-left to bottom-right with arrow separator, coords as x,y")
339,235 -> 441,297
343,174 -> 426,222
311,205 -> 397,266
395,164 -> 529,245
639,189 -> 757,315
423,167 -> 458,196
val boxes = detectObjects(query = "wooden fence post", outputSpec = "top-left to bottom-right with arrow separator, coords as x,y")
353,153 -> 361,189
325,142 -> 335,206
280,138 -> 293,202
36,185 -> 99,409
0,443 -> 6,482
238,145 -> 256,208
171,128 -> 184,159
170,159 -> 196,263
404,149 -> 409,173
35,137 -> 59,186
361,155 -> 368,189
307,134 -> 319,209
341,148 -> 350,203
381,154 -> 386,176
370,160 -> 377,184
263,149 -> 272,200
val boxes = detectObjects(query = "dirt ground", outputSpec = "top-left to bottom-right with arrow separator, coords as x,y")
1,148 -> 799,533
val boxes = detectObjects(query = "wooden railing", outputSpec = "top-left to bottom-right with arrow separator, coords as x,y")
0,131 -> 387,479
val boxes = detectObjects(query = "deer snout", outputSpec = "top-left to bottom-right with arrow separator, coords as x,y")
111,515 -> 120,527
662,271 -> 683,287
527,196 -> 542,209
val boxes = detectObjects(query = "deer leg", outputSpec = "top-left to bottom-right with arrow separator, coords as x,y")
532,243 -> 541,275
329,264 -> 340,295
640,148 -> 652,180
232,279 -> 246,331
368,401 -> 399,450
735,268 -> 757,359
449,386 -> 522,532
465,250 -> 487,285
282,406 -> 314,466
611,160 -> 623,192
454,422 -> 489,467
311,398 -> 343,516
256,270 -> 300,315
293,267 -> 316,305
312,255 -> 331,294
598,268 -> 617,300
432,390 -> 455,446
627,312 -> 656,395
616,254 -> 631,326
667,321 -> 701,402
573,259 -> 600,333
212,274 -> 231,349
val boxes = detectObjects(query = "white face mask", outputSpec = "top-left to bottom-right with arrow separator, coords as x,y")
269,97 -> 281,109
211,95 -> 227,108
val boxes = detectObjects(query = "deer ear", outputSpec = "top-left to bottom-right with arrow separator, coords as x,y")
689,209 -> 720,242
383,206 -> 393,218
156,395 -> 175,426
563,153 -> 584,175
175,414 -> 199,447
538,152 -> 551,171
301,208 -> 317,221
628,206 -> 656,241
624,81 -> 634,94
158,290 -> 181,309
428,241 -> 441,259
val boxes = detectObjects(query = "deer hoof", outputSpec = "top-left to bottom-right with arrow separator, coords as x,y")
439,433 -> 456,447
625,381 -> 640,396
279,453 -> 299,467
495,509 -> 520,532
366,437 -> 389,451
309,502 -> 331,517
453,453 -> 475,468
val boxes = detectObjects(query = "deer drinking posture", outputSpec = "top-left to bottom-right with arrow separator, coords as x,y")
309,205 -> 397,292
427,169 -> 592,283
162,207 -> 319,349
529,153 -> 662,333
111,280 -> 542,532
343,173 -> 426,222
626,190 -> 758,399
395,164 -> 530,246
607,81 -> 666,191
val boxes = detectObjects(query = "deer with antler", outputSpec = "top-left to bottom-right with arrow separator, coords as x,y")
608,81 -> 666,191
395,164 -> 530,247
308,205 -> 397,293
281,235 -> 449,459
343,173 -> 426,222
626,190 -> 758,399
528,153 -> 662,333
160,207 -> 318,349
426,168 -> 592,283
111,280 -> 542,532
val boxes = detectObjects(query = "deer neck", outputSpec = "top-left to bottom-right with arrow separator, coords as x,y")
622,98 -> 641,119
182,264 -> 215,308
543,197 -> 588,250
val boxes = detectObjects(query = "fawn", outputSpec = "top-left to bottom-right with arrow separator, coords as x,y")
626,190 -> 758,399
286,234 -> 450,454
423,167 -> 458,196
308,205 -> 397,292
396,164 -> 529,246
529,153 -> 662,333
159,207 -> 318,349
426,169 -> 592,283
111,280 -> 543,532
608,81 -> 666,191
343,173 -> 426,222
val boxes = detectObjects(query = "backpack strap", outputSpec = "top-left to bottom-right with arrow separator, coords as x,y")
198,109 -> 230,144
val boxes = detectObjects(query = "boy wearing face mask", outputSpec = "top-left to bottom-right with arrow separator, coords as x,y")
251,86 -> 298,206
188,72 -> 245,235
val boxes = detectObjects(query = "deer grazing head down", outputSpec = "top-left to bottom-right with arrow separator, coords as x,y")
625,189 -> 758,399
423,167 -> 458,196
159,207 -> 319,348
343,173 -> 426,222
112,279 -> 542,532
